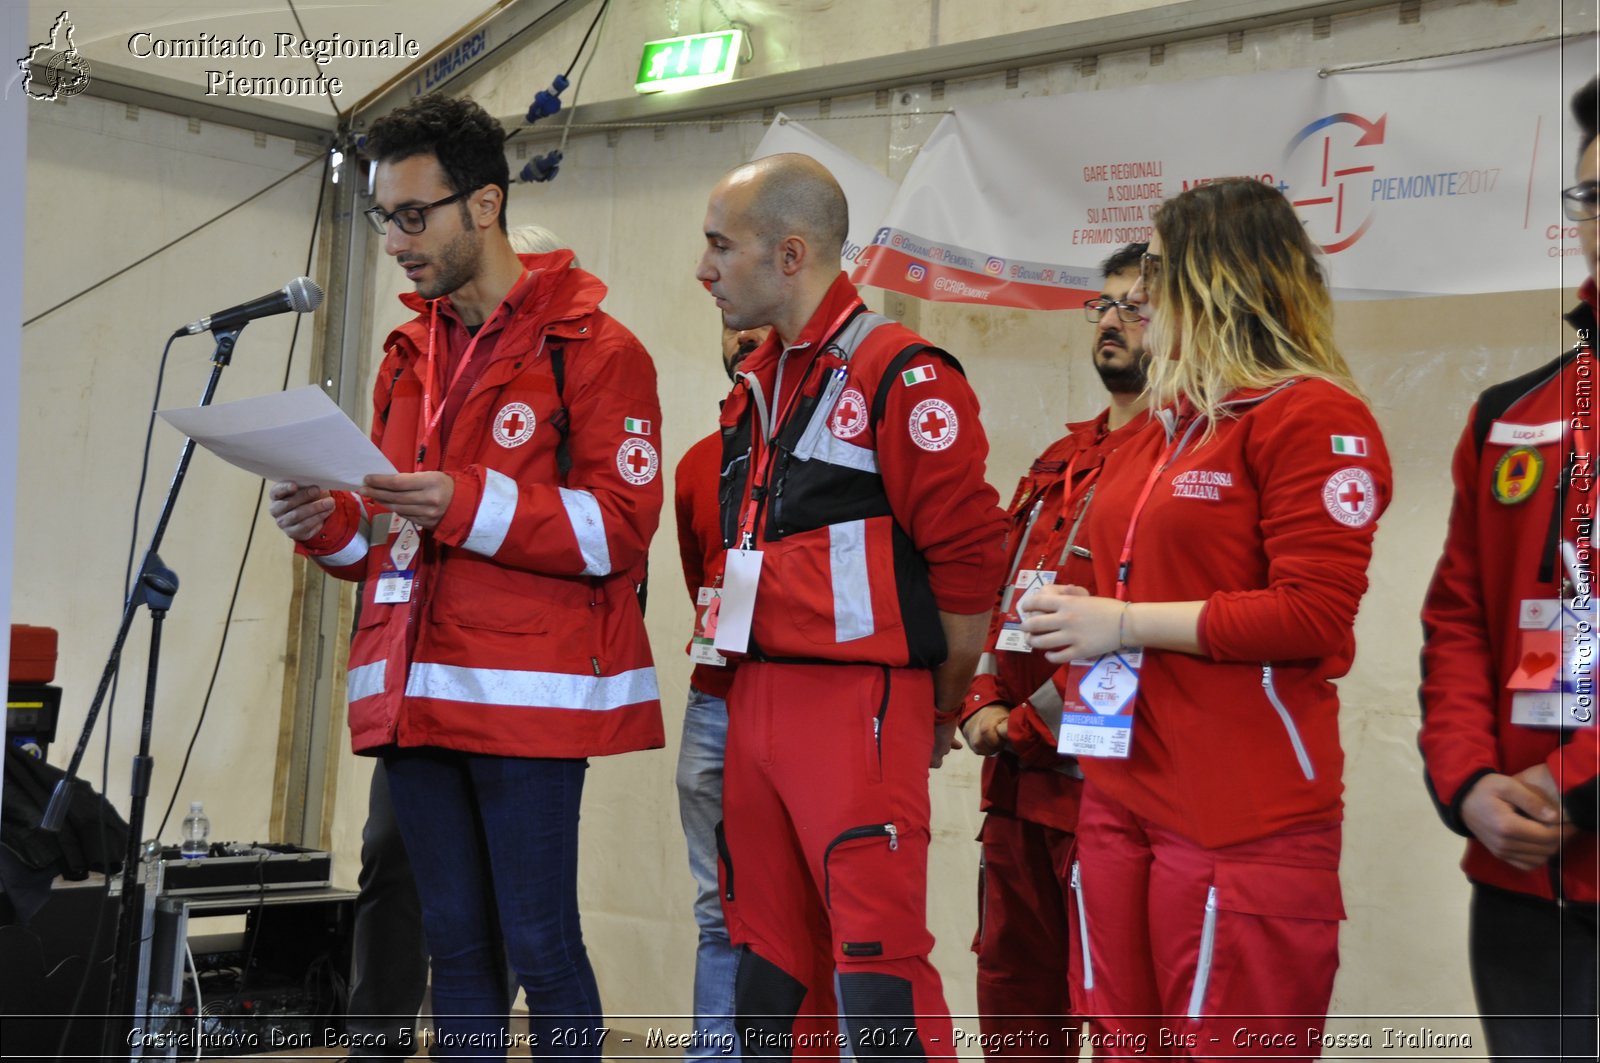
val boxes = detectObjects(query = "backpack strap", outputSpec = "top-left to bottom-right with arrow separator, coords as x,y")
871,345 -> 965,427
549,343 -> 572,479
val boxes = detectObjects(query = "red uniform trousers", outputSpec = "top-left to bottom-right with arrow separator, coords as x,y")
720,661 -> 953,1061
973,811 -> 1081,1054
1073,786 -> 1344,1061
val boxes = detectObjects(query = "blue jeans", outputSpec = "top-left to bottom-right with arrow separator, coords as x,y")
385,749 -> 602,1061
675,686 -> 741,1061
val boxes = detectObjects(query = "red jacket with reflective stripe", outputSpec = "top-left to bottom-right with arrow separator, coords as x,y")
1419,289 -> 1598,902
676,430 -> 736,699
715,274 -> 1006,667
1071,378 -> 1392,848
963,410 -> 1150,832
298,252 -> 665,758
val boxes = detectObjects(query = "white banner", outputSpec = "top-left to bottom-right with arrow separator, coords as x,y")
855,38 -> 1595,308
753,114 -> 899,273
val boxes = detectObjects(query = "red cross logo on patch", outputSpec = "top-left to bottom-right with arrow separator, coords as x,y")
492,402 -> 536,448
616,436 -> 660,485
908,398 -> 959,452
831,387 -> 868,440
1322,466 -> 1378,528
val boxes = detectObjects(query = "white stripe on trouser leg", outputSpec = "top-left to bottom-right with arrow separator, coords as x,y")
559,487 -> 612,576
346,660 -> 388,702
829,519 -> 875,642
462,468 -> 517,557
404,663 -> 659,710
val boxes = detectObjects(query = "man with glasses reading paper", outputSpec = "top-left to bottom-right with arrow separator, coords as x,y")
269,93 -> 664,1060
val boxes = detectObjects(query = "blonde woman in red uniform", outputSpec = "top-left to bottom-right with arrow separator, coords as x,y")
1019,178 -> 1392,1058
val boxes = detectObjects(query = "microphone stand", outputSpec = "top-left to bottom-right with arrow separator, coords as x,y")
37,326 -> 244,1058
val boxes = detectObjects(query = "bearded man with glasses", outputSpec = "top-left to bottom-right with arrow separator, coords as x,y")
1420,75 -> 1600,1061
955,242 -> 1152,1055
269,92 -> 665,1061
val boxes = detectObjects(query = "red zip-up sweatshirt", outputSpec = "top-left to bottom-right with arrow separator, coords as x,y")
1073,377 -> 1392,848
1419,285 -> 1599,902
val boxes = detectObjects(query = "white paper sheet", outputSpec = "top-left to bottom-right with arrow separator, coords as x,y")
158,385 -> 396,493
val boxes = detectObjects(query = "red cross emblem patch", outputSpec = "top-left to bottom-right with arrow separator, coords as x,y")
1321,466 -> 1377,528
831,387 -> 869,440
492,402 -> 536,448
617,436 -> 660,485
908,398 -> 958,452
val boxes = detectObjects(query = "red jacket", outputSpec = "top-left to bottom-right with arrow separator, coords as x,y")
299,251 -> 665,758
716,274 -> 1005,666
1074,378 -> 1392,848
1419,287 -> 1599,902
676,430 -> 735,699
962,410 -> 1151,832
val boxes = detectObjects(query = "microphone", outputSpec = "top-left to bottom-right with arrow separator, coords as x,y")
177,277 -> 324,336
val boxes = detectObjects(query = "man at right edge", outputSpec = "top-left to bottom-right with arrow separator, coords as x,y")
1419,75 -> 1599,1061
695,153 -> 1006,1060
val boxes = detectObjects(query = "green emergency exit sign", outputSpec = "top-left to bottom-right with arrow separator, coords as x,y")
634,30 -> 743,94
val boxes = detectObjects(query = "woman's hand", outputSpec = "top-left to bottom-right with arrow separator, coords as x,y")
1018,584 -> 1126,663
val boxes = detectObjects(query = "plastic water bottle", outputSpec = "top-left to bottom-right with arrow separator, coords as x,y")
180,801 -> 210,859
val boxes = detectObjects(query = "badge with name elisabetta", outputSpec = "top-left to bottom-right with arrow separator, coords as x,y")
691,586 -> 728,667
1056,649 -> 1141,758
996,569 -> 1056,652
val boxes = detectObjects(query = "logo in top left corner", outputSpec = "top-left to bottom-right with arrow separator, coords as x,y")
17,11 -> 92,102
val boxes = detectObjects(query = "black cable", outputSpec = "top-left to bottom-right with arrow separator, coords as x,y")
53,326 -> 178,1061
505,0 -> 611,147
155,146 -> 333,839
284,0 -> 345,124
564,0 -> 611,79
22,155 -> 322,329
54,145 -> 330,1058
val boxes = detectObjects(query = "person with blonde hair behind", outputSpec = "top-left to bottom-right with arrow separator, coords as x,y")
1018,177 -> 1392,1058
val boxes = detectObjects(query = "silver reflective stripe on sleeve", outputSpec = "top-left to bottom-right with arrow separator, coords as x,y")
346,660 -> 387,702
559,487 -> 612,576
462,468 -> 517,557
829,519 -> 875,642
976,651 -> 997,677
404,663 -> 659,710
316,523 -> 370,569
1027,678 -> 1083,779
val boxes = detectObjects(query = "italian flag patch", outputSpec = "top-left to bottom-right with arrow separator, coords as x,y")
1331,435 -> 1367,456
624,417 -> 652,434
901,364 -> 937,386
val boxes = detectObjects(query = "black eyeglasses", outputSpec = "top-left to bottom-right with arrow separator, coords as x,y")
1084,297 -> 1142,324
364,190 -> 471,235
1563,182 -> 1600,222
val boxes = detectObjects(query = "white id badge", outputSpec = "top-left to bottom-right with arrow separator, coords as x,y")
996,569 -> 1056,652
1056,649 -> 1141,759
375,570 -> 414,603
691,586 -> 729,666
713,549 -> 763,655
389,519 -> 421,571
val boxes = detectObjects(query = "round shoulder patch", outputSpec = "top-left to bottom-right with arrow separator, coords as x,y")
492,402 -> 536,448
1322,466 -> 1377,528
617,437 -> 660,485
909,397 -> 959,452
1491,446 -> 1544,505
831,387 -> 869,440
